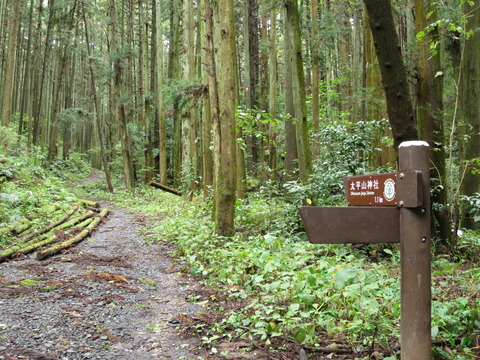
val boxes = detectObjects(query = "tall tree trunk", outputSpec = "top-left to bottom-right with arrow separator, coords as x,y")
364,9 -> 395,167
212,0 -> 236,236
137,0 -> 145,128
168,0 -> 182,187
243,0 -> 253,175
460,3 -> 480,229
268,8 -> 278,180
283,8 -> 298,179
1,0 -> 21,137
183,0 -> 197,195
82,1 -> 114,193
62,46 -> 75,161
363,0 -> 417,150
204,0 -> 219,200
47,40 -> 71,162
33,0 -> 54,146
155,0 -> 168,185
18,0 -> 35,139
311,0 -> 320,158
285,0 -> 312,184
200,0 -> 213,198
415,0 -> 450,243
144,1 -> 155,183
110,0 -> 135,190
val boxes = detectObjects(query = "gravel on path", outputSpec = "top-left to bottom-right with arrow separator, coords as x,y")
0,203 -> 205,360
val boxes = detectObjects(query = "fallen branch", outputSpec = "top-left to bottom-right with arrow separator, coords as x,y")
37,208 -> 109,260
149,181 -> 182,196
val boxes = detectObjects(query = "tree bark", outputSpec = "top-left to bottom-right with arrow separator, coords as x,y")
200,0 -> 214,198
363,0 -> 418,149
32,0 -> 54,146
18,0 -> 35,138
311,0 -> 320,158
1,0 -> 21,134
155,0 -> 168,185
110,0 -> 135,190
415,0 -> 450,243
212,0 -> 237,236
460,3 -> 480,229
285,0 -> 312,183
82,2 -> 114,193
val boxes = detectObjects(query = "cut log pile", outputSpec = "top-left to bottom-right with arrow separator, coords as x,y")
0,200 -> 109,262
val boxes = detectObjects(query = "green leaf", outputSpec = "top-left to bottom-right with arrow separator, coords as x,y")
383,248 -> 393,256
335,267 -> 357,287
293,327 -> 306,344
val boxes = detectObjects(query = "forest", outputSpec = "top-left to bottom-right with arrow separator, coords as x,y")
0,0 -> 480,359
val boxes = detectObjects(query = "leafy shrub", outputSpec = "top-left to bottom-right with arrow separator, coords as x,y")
284,118 -> 394,207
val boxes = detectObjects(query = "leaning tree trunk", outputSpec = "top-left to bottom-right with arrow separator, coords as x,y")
363,0 -> 418,150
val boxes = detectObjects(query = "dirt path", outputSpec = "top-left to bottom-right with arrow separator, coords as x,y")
0,202 -> 205,360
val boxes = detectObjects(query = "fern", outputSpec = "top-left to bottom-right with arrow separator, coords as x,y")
0,192 -> 20,205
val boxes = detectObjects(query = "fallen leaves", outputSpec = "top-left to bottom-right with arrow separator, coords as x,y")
80,270 -> 129,283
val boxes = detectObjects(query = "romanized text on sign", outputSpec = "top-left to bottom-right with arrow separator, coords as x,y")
345,173 -> 398,206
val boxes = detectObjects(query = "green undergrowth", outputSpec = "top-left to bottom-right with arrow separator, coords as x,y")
101,186 -> 480,359
0,150 -> 90,246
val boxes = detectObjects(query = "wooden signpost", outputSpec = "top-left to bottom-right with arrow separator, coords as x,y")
299,141 -> 431,360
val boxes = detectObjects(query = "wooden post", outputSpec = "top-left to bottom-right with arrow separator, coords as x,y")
299,140 -> 432,358
399,141 -> 431,359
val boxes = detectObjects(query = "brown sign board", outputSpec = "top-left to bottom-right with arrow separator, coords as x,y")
298,206 -> 400,244
344,173 -> 398,206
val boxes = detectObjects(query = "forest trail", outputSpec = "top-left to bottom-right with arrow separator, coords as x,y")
0,199 -> 205,360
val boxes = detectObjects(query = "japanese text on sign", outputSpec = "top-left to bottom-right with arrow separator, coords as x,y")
345,173 -> 398,206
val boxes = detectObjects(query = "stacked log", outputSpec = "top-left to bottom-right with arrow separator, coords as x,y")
0,200 -> 109,262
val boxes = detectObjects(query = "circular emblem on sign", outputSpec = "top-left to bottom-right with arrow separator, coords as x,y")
383,178 -> 396,201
